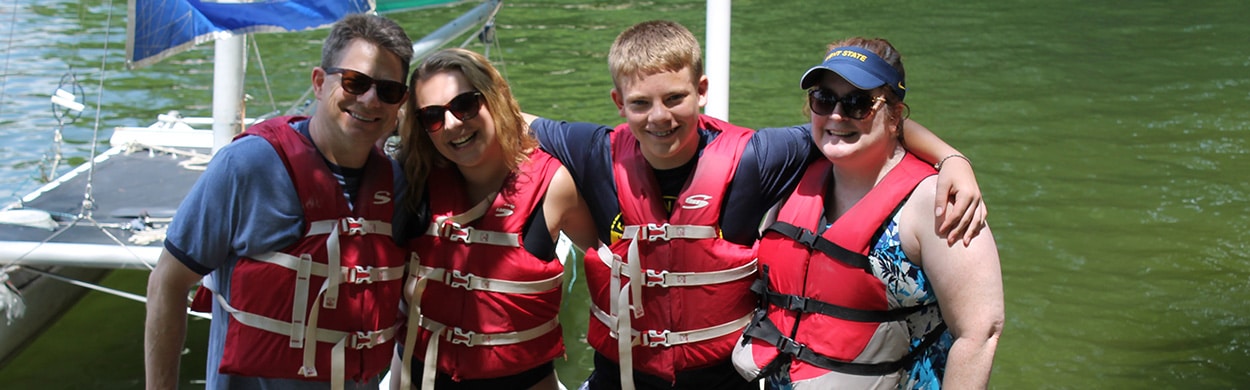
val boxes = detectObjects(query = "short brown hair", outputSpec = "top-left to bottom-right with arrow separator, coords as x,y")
321,13 -> 414,79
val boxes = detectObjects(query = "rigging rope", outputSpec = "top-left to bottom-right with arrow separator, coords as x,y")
79,0 -> 120,220
250,36 -> 281,116
18,266 -> 210,320
0,0 -> 17,123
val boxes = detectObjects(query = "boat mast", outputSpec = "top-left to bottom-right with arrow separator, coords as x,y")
705,0 -> 730,121
211,36 -> 246,154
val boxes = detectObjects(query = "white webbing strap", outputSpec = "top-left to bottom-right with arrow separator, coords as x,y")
248,252 -> 407,283
324,224 -> 343,310
291,254 -> 313,348
306,218 -> 393,236
592,303 -> 753,348
303,217 -> 394,310
439,192 -> 497,226
424,192 -> 520,247
599,222 -> 739,389
399,275 -> 430,390
595,253 -> 758,289
620,223 -> 719,242
420,316 -> 560,347
616,283 -> 636,390
249,250 -> 404,348
424,223 -> 521,247
617,224 -> 719,319
246,247 -> 404,388
302,284 -> 333,380
398,271 -> 559,390
414,316 -> 561,390
416,266 -> 562,294
212,293 -> 399,390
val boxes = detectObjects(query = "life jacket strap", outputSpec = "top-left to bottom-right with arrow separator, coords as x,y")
598,226 -> 747,319
422,192 -> 521,247
212,293 -> 400,389
250,252 -> 407,283
306,217 -> 393,309
766,222 -> 872,273
741,307 -> 948,377
306,218 -> 393,237
404,315 -> 561,390
419,316 -> 560,347
590,302 -> 753,348
414,265 -> 562,294
248,250 -> 404,348
423,222 -> 521,247
621,223 -> 718,242
597,251 -> 757,288
604,224 -> 731,388
750,278 -> 927,323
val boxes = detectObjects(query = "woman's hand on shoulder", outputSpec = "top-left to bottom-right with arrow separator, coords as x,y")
934,155 -> 987,246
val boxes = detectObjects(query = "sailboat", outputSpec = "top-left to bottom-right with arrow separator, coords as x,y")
0,0 -> 504,365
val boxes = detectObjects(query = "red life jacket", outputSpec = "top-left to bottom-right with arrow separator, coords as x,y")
211,116 -> 407,384
584,115 -> 757,384
732,153 -> 944,386
404,150 -> 565,382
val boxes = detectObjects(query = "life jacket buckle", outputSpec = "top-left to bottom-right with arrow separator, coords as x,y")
447,270 -> 473,290
785,295 -> 808,312
351,330 -> 385,349
642,329 -> 671,347
448,226 -> 475,244
298,366 -> 318,377
776,335 -> 805,356
644,269 -> 669,287
341,217 -> 368,235
795,227 -> 819,248
349,265 -> 374,284
449,327 -> 475,346
642,223 -> 671,241
435,218 -> 461,238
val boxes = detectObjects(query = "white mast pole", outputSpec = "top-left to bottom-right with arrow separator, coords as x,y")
705,0 -> 731,121
211,35 -> 246,154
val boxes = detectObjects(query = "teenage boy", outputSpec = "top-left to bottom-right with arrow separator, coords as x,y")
527,20 -> 982,389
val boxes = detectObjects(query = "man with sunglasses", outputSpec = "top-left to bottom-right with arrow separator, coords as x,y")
145,14 -> 412,390
525,20 -> 986,390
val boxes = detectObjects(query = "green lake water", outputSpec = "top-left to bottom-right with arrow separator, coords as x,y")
1,0 -> 1247,388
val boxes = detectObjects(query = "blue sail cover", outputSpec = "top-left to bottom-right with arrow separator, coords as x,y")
126,0 -> 374,68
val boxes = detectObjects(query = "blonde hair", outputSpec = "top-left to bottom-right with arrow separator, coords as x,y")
397,48 -> 536,212
607,20 -> 703,91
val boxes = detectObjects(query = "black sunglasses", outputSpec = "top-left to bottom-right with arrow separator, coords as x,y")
808,88 -> 883,120
324,67 -> 407,105
417,91 -> 485,133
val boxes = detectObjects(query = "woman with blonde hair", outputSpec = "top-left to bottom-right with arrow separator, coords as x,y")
392,48 -> 597,390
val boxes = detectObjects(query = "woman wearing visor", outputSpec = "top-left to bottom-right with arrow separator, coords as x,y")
732,38 -> 1004,389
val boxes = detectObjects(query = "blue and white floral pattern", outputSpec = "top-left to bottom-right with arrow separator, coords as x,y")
869,214 -> 952,389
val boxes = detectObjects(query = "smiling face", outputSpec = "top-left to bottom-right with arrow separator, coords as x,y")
413,69 -> 501,170
611,67 -> 708,170
312,38 -> 407,152
809,72 -> 901,165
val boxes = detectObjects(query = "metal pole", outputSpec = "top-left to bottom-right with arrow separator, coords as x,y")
705,0 -> 731,121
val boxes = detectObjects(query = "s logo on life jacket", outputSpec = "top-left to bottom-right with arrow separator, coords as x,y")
495,204 -> 516,217
370,191 -> 390,206
680,194 -> 713,209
